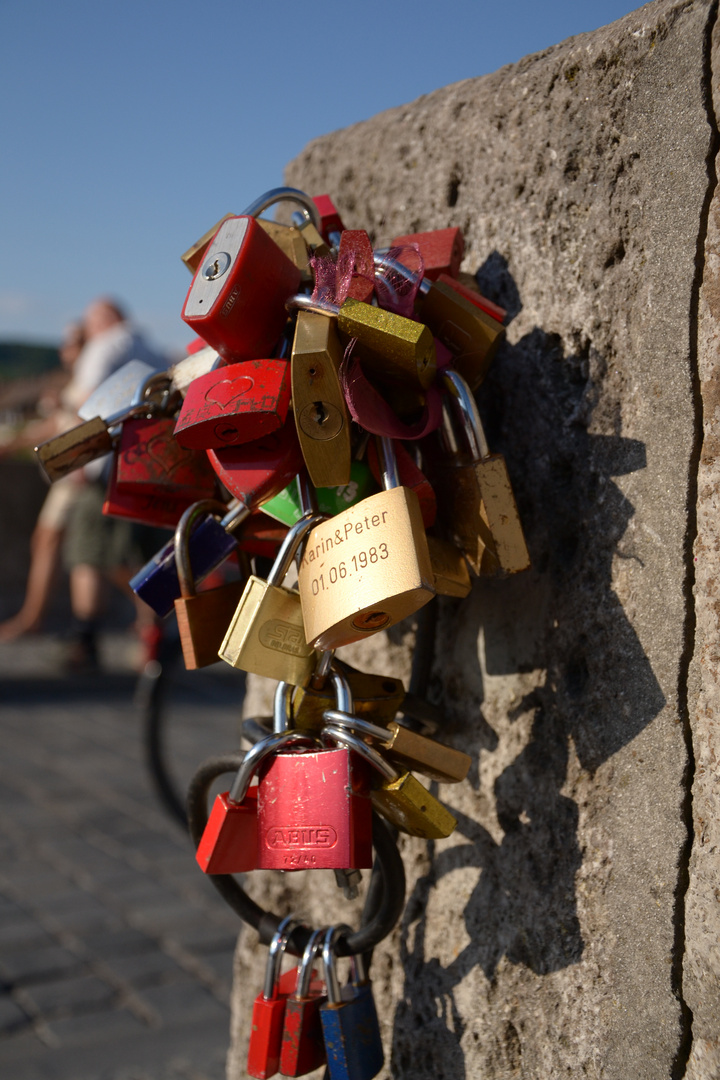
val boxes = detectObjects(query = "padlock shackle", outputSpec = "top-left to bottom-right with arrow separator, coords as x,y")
440,370 -> 489,461
242,186 -> 321,230
285,293 -> 340,318
323,723 -> 399,782
322,924 -> 354,1004
228,730 -> 320,804
322,708 -> 391,746
295,926 -> 326,1000
266,511 -> 326,587
220,499 -> 251,534
264,915 -> 302,1001
174,499 -> 231,599
372,249 -> 431,297
375,436 -> 400,491
273,681 -> 294,734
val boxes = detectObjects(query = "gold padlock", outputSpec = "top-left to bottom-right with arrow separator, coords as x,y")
35,417 -> 114,483
322,707 -> 471,784
290,311 -> 352,488
426,535 -> 472,598
257,220 -> 311,283
297,437 -> 436,651
373,251 -> 504,390
174,500 -> 247,670
433,370 -> 530,576
181,213 -> 235,273
323,723 -> 457,839
218,512 -> 324,684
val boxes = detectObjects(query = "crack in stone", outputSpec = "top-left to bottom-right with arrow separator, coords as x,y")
671,3 -> 720,1076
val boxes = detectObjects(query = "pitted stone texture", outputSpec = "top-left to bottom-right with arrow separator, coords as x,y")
228,2 -> 715,1077
686,12 -> 720,1080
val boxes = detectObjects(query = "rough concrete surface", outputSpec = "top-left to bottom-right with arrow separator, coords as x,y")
226,1 -> 719,1077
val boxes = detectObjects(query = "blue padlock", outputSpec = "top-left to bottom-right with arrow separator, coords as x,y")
130,499 -> 246,617
320,925 -> 384,1080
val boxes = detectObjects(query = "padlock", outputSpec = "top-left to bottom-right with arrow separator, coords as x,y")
426,535 -> 472,598
374,251 -> 504,391
196,730 -> 320,875
433,369 -> 530,576
114,415 -> 218,498
297,436 -> 435,651
219,513 -> 324,684
130,501 -> 246,617
438,271 -> 507,324
103,468 -> 199,529
390,226 -> 464,280
207,419 -> 304,506
235,511 -> 288,561
181,212 -> 235,273
311,193 -> 345,245
35,417 -> 115,483
182,211 -> 301,362
320,925 -> 384,1080
77,360 -> 169,422
322,708 -> 471,784
291,660 -> 405,733
256,219 -> 311,283
260,463 -> 376,529
173,359 -> 292,449
287,294 -> 436,391
290,310 -> 352,488
323,724 -> 457,840
280,927 -> 328,1077
248,917 -> 304,1080
173,500 -> 247,669
365,437 -> 436,529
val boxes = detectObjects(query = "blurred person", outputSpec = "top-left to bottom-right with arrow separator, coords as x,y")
0,321 -> 86,641
60,298 -> 169,671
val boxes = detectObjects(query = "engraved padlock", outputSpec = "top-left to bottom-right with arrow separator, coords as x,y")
173,500 -> 247,670
297,436 -> 436,651
256,676 -> 373,871
114,415 -> 218,498
434,369 -> 530,576
323,723 -> 457,840
219,513 -> 325,684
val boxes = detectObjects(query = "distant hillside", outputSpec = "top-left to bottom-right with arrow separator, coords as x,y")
0,342 -> 61,383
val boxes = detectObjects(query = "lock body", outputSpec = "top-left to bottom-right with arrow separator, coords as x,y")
391,226 -> 464,280
36,417 -> 113,482
174,359 -> 291,449
175,580 -> 246,669
371,771 -> 457,839
320,982 -> 384,1080
257,747 -> 372,870
260,462 -> 376,529
195,789 -> 258,874
207,421 -> 304,506
297,486 -> 435,651
115,416 -> 217,497
292,668 -> 405,732
291,311 -> 352,488
426,535 -> 472,598
219,576 -> 317,684
417,280 -> 505,390
103,469 -> 194,528
337,299 -> 436,389
182,215 -> 301,362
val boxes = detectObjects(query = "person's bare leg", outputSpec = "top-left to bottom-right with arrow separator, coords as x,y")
66,563 -> 105,670
0,524 -> 64,641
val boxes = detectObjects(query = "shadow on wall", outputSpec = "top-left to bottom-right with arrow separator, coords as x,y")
392,254 -> 665,1077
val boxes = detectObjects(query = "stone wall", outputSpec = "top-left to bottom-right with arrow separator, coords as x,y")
227,2 -> 720,1076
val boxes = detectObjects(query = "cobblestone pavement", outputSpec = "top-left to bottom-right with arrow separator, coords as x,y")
0,630 -> 248,1080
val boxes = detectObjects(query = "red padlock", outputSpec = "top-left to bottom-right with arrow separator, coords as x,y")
182,215 -> 301,362
248,918 -> 303,1080
196,730 -> 322,875
115,416 -> 218,498
103,466 -> 197,528
207,418 -> 304,506
173,359 -> 291,449
391,226 -> 465,281
366,436 -> 437,529
311,194 -> 345,243
279,927 -> 328,1077
235,511 -> 287,560
436,272 -> 507,324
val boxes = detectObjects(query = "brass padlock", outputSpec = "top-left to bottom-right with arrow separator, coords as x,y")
287,294 -> 437,390
218,512 -> 324,684
373,251 -> 504,390
297,437 -> 436,651
35,417 -> 114,483
426,535 -> 472,598
323,723 -> 457,839
181,213 -> 235,273
434,370 -> 530,576
291,659 -> 405,732
174,500 -> 247,670
322,707 -> 470,784
290,310 -> 352,488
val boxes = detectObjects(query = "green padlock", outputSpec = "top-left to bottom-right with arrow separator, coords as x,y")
260,461 -> 377,527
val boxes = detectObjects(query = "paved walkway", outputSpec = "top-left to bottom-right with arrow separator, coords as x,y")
0,631 -> 248,1080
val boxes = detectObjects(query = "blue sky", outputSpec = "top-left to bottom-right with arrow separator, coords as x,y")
1,0 -> 639,355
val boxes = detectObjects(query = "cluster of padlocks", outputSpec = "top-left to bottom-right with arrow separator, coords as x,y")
35,187 -> 529,1078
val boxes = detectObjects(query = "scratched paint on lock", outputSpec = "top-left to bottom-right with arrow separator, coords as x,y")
257,748 -> 372,870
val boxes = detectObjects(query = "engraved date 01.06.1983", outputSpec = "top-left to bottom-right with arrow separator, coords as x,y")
309,543 -> 389,596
